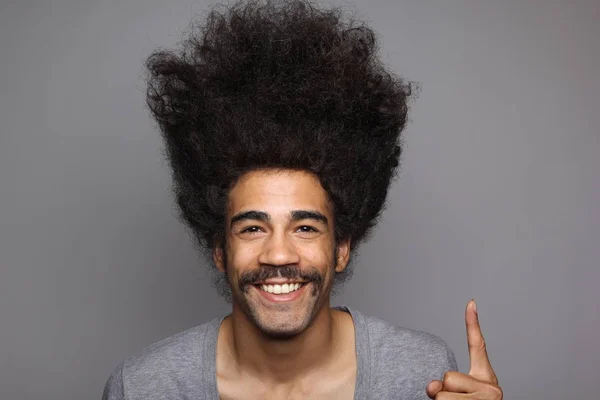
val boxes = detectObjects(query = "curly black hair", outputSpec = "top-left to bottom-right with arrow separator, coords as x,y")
145,0 -> 414,296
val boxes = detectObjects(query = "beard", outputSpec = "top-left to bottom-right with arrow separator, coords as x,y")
230,264 -> 330,339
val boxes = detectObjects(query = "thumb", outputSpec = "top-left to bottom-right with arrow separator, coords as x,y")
426,380 -> 443,399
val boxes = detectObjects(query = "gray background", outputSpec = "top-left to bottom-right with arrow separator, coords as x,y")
1,0 -> 598,399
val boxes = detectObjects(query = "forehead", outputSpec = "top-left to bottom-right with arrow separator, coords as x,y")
227,169 -> 332,218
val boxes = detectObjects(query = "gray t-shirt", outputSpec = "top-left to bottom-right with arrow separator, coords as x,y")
102,306 -> 457,399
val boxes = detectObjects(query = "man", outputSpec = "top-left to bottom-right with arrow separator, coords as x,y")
103,1 -> 503,398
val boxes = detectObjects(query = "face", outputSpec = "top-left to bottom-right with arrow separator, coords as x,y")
214,169 -> 350,338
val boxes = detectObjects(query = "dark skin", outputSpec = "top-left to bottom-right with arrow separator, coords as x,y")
213,168 -> 502,399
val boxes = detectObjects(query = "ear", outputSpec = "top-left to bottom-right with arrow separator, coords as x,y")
334,238 -> 351,273
213,243 -> 226,273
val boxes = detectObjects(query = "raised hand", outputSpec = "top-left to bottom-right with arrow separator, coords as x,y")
426,300 -> 503,399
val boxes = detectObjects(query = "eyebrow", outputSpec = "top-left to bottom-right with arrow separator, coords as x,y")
230,210 -> 328,228
230,211 -> 270,228
290,210 -> 328,225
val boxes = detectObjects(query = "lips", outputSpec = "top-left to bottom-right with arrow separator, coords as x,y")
253,281 -> 309,302
257,282 -> 305,294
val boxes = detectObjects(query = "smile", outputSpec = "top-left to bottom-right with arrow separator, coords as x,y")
258,282 -> 305,294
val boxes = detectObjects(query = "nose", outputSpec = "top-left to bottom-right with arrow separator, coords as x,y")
257,229 -> 301,267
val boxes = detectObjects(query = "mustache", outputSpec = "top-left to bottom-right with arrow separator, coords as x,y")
238,265 -> 324,294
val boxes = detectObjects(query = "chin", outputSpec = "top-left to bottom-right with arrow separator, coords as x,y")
257,324 -> 307,339
253,315 -> 312,339
232,281 -> 328,338
245,300 -> 316,339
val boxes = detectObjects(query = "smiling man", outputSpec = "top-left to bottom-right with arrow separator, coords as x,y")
224,171 -> 344,339
103,1 -> 502,399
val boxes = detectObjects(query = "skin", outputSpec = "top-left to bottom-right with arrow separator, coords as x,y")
426,300 -> 503,400
213,169 -> 356,399
213,168 -> 503,399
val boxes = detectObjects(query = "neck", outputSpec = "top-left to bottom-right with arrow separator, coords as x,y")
222,302 -> 340,383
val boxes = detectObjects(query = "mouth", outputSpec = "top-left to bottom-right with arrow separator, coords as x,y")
252,282 -> 309,302
256,282 -> 306,294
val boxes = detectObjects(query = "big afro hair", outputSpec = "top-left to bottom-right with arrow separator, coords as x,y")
145,0 -> 414,294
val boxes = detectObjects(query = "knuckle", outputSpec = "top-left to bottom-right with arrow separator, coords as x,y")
491,374 -> 499,385
480,338 -> 487,351
492,385 -> 504,399
470,338 -> 487,353
442,370 -> 458,385
478,338 -> 487,350
485,384 -> 503,399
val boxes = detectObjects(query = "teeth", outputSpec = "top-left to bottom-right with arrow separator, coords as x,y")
260,283 -> 303,294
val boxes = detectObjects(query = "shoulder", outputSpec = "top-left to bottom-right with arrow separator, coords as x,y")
350,309 -> 458,399
125,320 -> 214,377
364,314 -> 456,368
103,318 -> 221,400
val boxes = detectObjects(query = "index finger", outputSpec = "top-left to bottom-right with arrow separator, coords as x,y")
466,299 -> 497,383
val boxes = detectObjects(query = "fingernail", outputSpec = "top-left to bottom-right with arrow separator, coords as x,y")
472,299 -> 477,314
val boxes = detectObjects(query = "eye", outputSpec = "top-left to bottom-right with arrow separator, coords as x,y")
296,226 -> 319,233
240,226 -> 263,234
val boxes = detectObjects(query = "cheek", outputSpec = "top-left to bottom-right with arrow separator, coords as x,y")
227,240 -> 260,269
300,239 -> 336,267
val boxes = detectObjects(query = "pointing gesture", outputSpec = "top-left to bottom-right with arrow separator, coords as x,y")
426,300 -> 503,399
